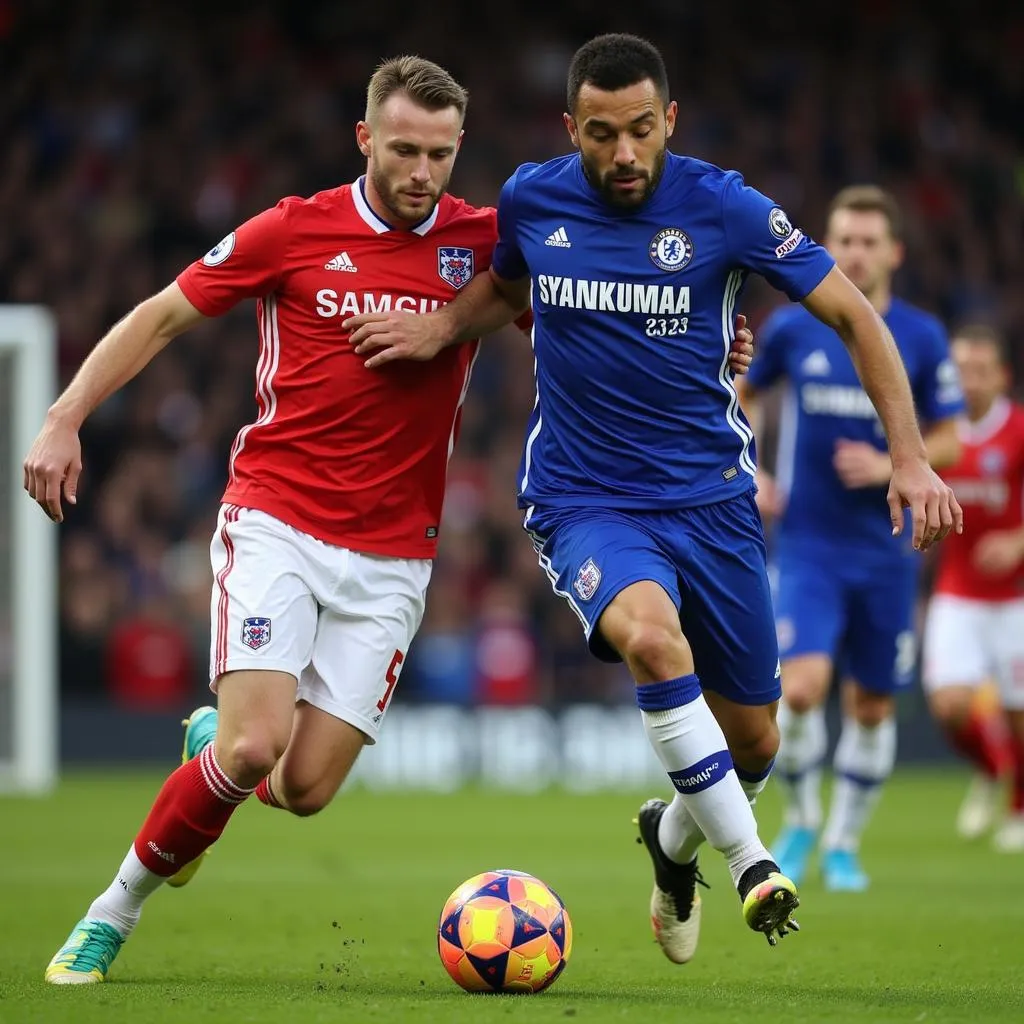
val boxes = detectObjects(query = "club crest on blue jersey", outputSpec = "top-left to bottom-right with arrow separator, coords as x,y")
768,207 -> 793,239
648,228 -> 694,272
437,247 -> 475,289
241,617 -> 271,650
573,557 -> 602,601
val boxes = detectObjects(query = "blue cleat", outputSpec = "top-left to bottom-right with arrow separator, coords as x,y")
771,825 -> 816,886
821,848 -> 869,892
45,918 -> 124,984
165,706 -> 218,889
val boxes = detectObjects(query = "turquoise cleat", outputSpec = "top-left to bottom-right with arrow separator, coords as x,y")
45,918 -> 124,985
165,705 -> 218,889
821,848 -> 869,892
771,825 -> 816,887
182,705 -> 218,762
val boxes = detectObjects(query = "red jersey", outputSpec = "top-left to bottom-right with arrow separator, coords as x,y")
936,397 -> 1024,600
177,179 -> 512,558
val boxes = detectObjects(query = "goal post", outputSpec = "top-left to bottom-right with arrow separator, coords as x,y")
0,305 -> 58,794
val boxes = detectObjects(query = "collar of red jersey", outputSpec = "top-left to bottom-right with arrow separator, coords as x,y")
961,395 -> 1011,445
351,176 -> 440,236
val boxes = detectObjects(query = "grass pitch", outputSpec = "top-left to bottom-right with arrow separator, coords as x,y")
2,769 -> 1022,1023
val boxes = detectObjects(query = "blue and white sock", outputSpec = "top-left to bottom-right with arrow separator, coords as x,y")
821,716 -> 897,852
775,702 -> 827,830
639,675 -> 770,887
658,759 -> 776,867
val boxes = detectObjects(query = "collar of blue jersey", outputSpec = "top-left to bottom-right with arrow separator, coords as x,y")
351,176 -> 440,236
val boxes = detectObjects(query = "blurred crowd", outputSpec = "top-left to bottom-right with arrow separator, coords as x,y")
3,1 -> 1022,710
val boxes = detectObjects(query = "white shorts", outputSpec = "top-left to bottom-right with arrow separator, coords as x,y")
922,594 -> 1024,710
208,504 -> 432,742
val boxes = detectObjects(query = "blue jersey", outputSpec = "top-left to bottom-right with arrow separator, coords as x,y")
747,297 -> 964,553
490,152 -> 835,510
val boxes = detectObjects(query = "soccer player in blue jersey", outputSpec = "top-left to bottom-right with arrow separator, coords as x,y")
737,186 -> 964,892
345,35 -> 961,961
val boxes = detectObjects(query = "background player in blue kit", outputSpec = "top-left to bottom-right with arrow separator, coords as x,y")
346,35 -> 962,962
738,187 -> 964,892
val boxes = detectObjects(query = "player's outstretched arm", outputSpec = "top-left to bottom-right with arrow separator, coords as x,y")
23,282 -> 205,522
345,269 -> 530,369
801,266 -> 963,550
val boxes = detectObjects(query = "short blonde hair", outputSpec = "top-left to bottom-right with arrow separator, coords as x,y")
828,185 -> 902,240
366,56 -> 468,122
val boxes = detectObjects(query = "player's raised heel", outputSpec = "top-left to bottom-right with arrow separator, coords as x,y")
635,798 -> 708,964
739,865 -> 800,946
821,848 -> 869,891
45,918 -> 124,984
992,814 -> 1024,853
771,824 -> 816,886
166,706 -> 219,889
956,773 -> 1000,840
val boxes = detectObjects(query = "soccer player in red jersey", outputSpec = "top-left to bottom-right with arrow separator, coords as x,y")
26,55 -> 754,984
923,325 -> 1024,851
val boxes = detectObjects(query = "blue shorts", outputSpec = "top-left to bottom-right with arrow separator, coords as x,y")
771,537 -> 920,693
524,491 -> 781,707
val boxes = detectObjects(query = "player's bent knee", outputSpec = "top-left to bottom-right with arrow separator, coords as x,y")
851,690 -> 894,728
216,734 -> 288,788
781,661 -> 831,713
613,621 -> 689,681
928,686 -> 973,728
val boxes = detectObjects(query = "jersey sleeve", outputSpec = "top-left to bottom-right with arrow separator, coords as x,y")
176,203 -> 290,316
744,306 -> 791,391
913,319 -> 965,424
721,173 -> 835,301
490,168 -> 530,282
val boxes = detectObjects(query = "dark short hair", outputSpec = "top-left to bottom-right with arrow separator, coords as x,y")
952,322 -> 1008,363
566,33 -> 669,112
827,185 -> 903,241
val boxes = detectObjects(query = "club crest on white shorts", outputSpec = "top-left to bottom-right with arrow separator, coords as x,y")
241,616 -> 272,650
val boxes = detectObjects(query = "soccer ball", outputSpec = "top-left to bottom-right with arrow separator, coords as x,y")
437,869 -> 572,994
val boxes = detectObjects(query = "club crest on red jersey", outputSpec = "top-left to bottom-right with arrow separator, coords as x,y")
437,247 -> 475,289
241,617 -> 271,650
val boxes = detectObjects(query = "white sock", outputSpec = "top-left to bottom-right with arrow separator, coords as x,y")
659,759 -> 776,867
775,702 -> 827,829
640,675 -> 770,888
821,716 -> 897,852
86,845 -> 165,937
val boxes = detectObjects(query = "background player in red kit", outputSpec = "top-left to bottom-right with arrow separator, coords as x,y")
923,325 -> 1024,852
25,53 -> 754,984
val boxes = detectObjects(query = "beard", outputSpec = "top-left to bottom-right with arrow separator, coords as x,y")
370,165 -> 447,224
580,145 -> 667,208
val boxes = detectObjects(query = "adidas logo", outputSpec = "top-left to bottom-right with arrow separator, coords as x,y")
147,840 -> 176,864
800,350 -> 831,376
324,251 -> 358,272
544,226 -> 572,248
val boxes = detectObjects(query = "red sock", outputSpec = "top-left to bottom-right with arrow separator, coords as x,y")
134,745 -> 254,876
1010,738 -> 1024,814
255,775 -> 284,810
946,710 -> 1011,779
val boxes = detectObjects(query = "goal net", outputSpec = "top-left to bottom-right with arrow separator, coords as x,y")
0,306 -> 57,793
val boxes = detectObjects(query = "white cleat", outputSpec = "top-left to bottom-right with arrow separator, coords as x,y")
636,798 -> 708,964
956,773 -> 1000,840
649,882 -> 703,964
992,814 -> 1024,853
